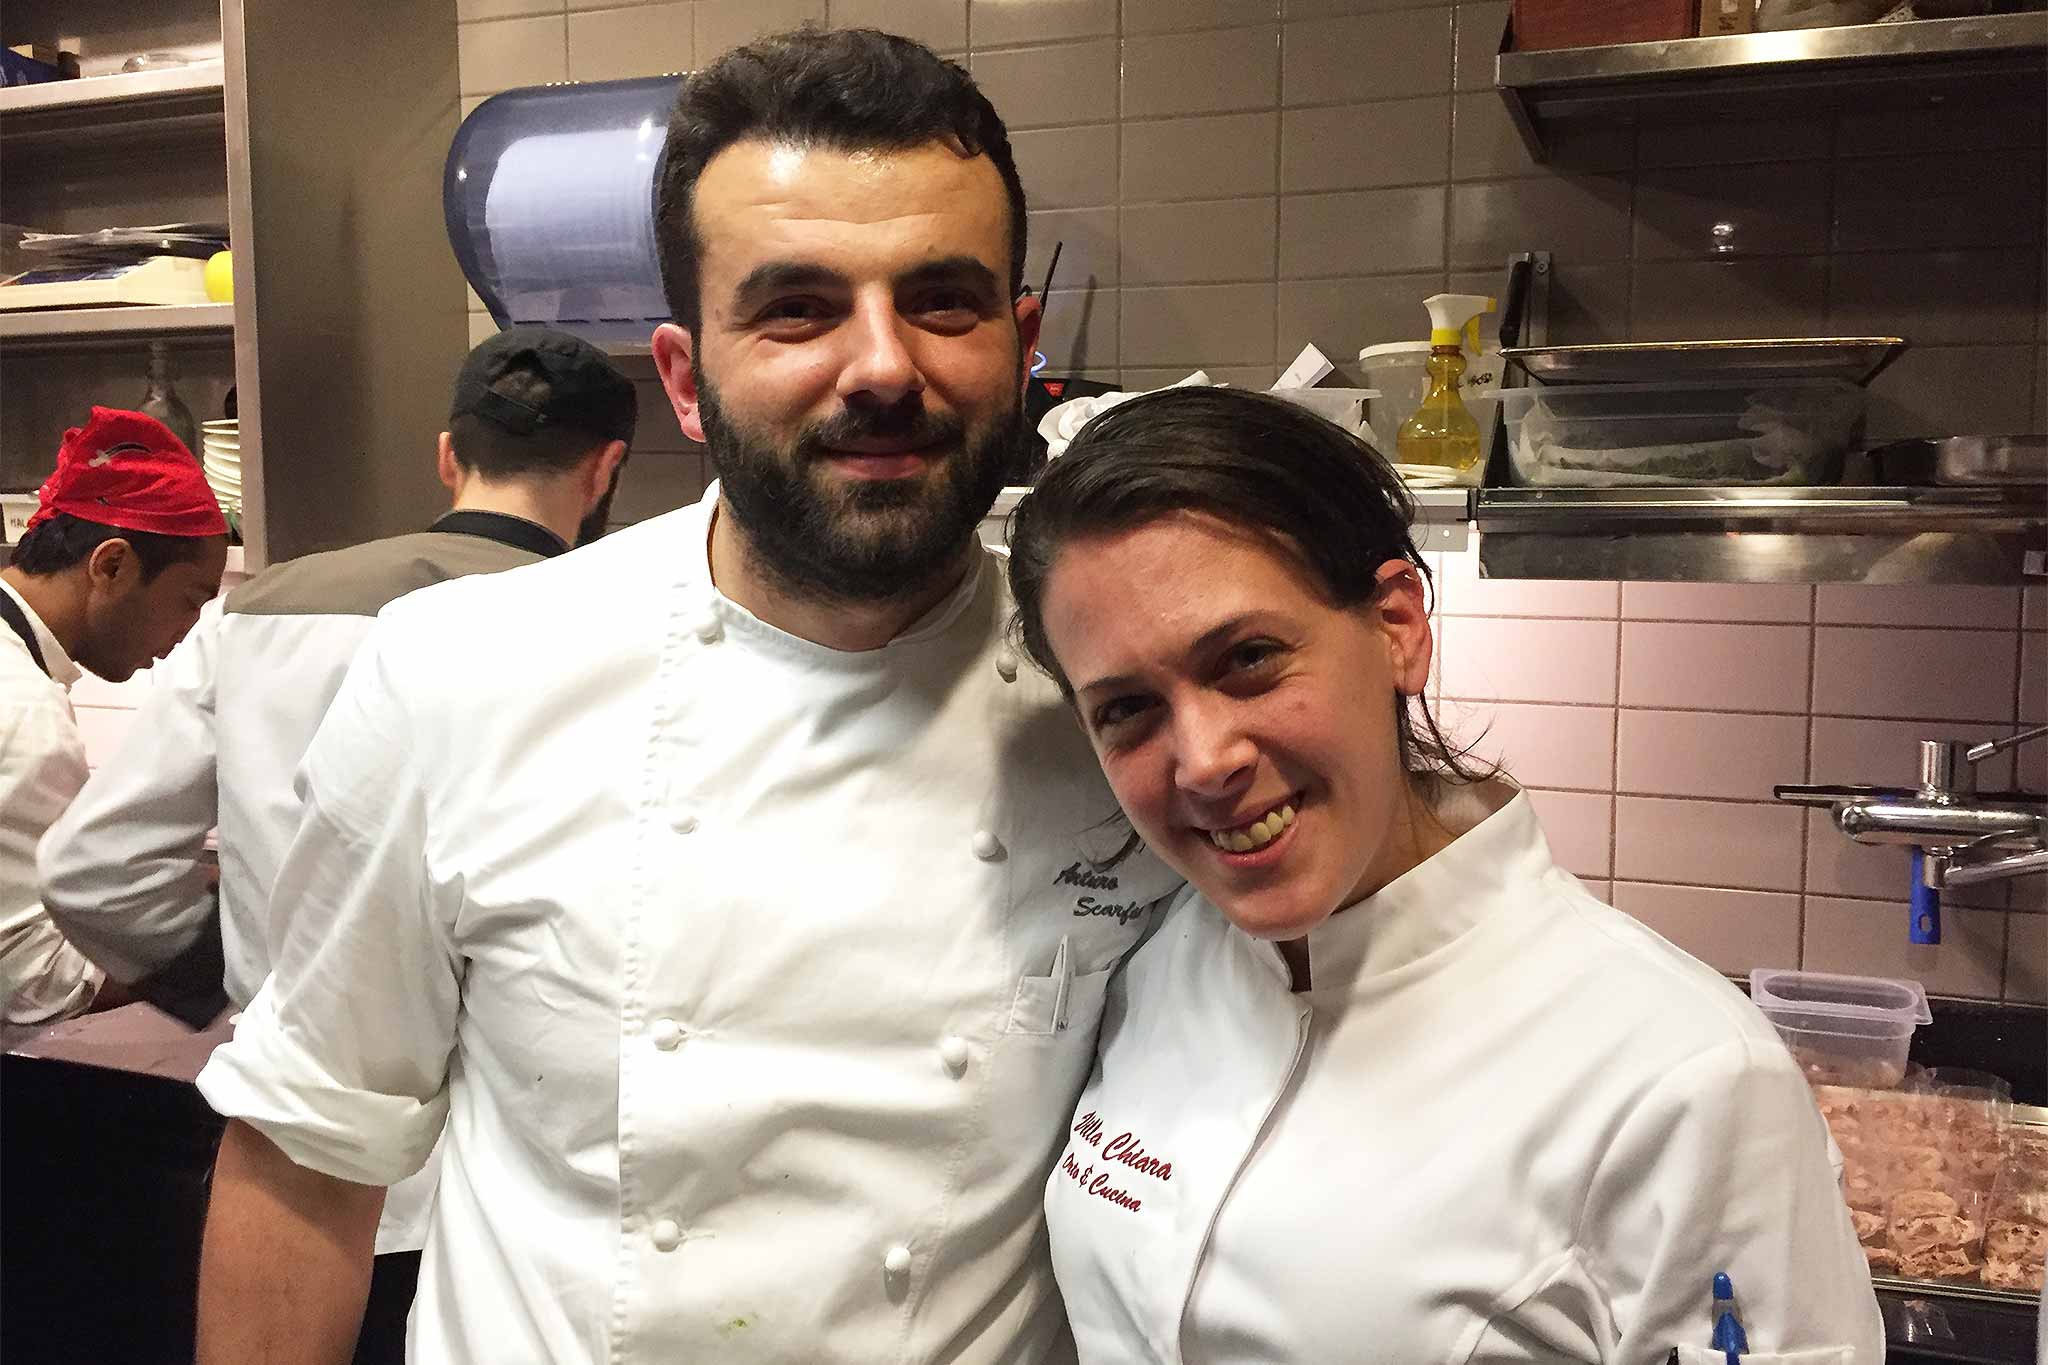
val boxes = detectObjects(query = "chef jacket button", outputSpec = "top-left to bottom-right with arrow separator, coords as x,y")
938,1035 -> 970,1073
971,829 -> 1004,861
883,1245 -> 912,1277
693,614 -> 722,644
995,651 -> 1019,682
651,1019 -> 684,1051
673,812 -> 699,834
651,1218 -> 682,1252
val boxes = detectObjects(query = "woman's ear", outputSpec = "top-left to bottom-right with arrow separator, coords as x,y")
1372,559 -> 1433,698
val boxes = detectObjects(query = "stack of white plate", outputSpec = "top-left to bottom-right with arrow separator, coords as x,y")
200,419 -> 240,515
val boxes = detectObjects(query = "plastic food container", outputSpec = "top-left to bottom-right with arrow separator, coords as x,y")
1498,378 -> 1866,487
1750,969 -> 1932,1090
1356,341 -> 1500,460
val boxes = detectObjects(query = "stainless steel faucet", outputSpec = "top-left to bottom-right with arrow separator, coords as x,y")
1827,728 -> 2048,890
1776,725 -> 2047,942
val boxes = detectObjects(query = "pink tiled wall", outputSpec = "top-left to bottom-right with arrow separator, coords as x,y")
1431,559 -> 2046,1004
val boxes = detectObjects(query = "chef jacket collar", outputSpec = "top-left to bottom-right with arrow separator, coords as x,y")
1295,781 -> 1548,993
689,481 -> 990,662
0,575 -> 80,687
430,509 -> 569,560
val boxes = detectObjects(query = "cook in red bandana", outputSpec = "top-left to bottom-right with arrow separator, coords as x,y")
1,407 -> 229,1024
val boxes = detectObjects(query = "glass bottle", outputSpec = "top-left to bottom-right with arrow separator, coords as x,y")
140,341 -> 200,458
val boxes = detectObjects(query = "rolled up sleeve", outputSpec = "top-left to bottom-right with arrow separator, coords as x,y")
196,627 -> 460,1187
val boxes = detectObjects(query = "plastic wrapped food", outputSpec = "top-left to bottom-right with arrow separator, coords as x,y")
1803,1076 -> 2042,1293
1501,381 -> 1866,488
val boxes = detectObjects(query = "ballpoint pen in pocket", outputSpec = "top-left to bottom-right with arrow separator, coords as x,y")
1711,1272 -> 1747,1364
1666,1272 -> 1747,1365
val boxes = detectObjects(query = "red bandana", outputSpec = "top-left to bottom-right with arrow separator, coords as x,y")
27,407 -> 228,538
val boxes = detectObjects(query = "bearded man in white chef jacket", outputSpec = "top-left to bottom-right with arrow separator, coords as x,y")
192,27 -> 1180,1365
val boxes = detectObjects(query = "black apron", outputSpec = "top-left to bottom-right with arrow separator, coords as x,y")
0,588 -> 49,677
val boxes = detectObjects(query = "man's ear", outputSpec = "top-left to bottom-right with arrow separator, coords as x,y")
589,439 -> 630,503
1372,559 -> 1433,699
1013,293 -> 1043,394
436,432 -> 463,495
84,536 -> 136,594
652,323 -> 705,444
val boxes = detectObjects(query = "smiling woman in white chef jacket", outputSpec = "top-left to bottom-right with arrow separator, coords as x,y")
1004,387 -> 1884,1365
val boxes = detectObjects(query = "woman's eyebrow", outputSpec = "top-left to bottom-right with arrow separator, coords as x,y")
1069,613 -> 1267,698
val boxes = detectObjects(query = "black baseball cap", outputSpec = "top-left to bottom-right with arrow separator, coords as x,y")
450,326 -> 638,445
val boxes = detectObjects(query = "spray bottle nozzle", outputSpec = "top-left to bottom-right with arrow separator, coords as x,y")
1423,292 -> 1495,354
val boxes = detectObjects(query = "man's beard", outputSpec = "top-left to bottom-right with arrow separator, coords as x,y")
699,374 -> 1022,604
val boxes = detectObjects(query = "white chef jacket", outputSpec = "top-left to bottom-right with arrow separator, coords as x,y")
1047,782 -> 1884,1365
39,512 -> 559,1255
197,486 -> 1182,1364
0,575 -> 102,1023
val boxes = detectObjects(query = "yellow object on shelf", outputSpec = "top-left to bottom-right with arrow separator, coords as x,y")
203,249 -> 233,303
1396,293 -> 1494,474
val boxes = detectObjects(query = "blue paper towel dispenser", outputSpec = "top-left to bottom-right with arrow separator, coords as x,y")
445,75 -> 683,349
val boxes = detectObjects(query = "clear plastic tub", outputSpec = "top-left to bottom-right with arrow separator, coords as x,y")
1498,378 -> 1866,487
1357,341 -> 1500,459
1750,968 -> 1932,1090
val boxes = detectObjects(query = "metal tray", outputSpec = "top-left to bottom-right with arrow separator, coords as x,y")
1867,436 -> 2048,487
1501,337 -> 1908,387
1871,1109 -> 2047,1315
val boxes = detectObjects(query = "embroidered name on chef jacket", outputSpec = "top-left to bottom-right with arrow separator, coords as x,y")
1057,1110 -> 1177,1213
1057,862 -> 1148,926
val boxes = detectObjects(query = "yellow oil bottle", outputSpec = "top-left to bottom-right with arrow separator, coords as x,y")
1396,293 -> 1494,474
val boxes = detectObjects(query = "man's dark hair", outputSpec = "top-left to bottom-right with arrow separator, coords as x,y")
449,364 -> 624,479
10,514 -> 210,580
654,27 -> 1027,333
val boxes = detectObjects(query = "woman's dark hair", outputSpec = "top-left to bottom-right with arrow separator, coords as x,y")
654,27 -> 1027,334
10,513 -> 209,580
1008,385 -> 1490,788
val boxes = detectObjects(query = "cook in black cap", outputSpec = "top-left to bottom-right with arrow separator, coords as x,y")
448,326 -> 638,546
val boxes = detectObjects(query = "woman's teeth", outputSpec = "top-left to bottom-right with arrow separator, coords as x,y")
1208,803 -> 1296,853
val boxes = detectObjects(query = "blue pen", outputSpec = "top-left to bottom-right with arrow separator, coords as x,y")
1711,1272 -> 1747,1364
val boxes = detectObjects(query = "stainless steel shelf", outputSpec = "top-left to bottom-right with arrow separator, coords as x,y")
0,61 -> 227,144
1475,486 -> 2046,584
0,61 -> 225,114
1496,13 -> 2048,159
0,304 -> 234,349
1477,485 -> 2044,530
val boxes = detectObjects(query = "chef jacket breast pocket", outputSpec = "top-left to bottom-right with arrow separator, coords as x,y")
1676,1349 -> 1853,1364
1006,935 -> 1113,1037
